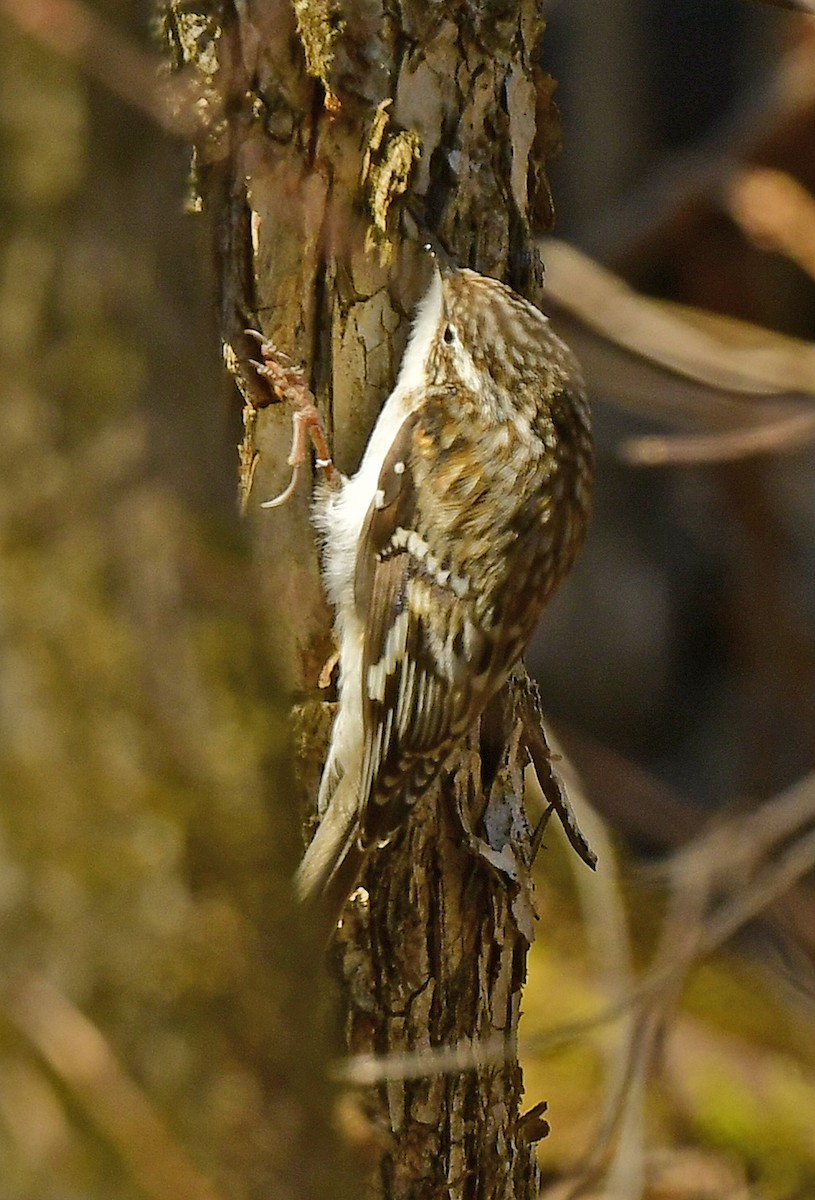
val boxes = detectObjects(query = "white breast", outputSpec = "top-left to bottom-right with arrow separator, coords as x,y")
314,265 -> 444,623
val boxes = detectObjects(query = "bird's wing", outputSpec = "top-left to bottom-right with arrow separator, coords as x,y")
353,401 -> 492,847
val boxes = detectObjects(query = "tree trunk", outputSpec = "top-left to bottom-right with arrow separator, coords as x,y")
159,3 -> 562,1195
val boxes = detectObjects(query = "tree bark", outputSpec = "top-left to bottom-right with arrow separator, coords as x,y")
159,3 -> 562,1195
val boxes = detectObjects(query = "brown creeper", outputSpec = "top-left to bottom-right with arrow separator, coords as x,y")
287,264 -> 594,924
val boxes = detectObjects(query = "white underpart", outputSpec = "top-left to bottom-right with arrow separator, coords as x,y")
313,267 -> 445,816
314,266 -> 443,619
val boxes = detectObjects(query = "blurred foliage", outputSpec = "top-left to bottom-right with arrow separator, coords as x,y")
0,8 -> 350,1200
524,12 -> 815,1192
523,826 -> 815,1198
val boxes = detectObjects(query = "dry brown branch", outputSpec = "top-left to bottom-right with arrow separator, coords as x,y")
518,673 -> 597,869
621,411 -> 815,465
543,239 -> 815,395
666,774 -> 815,957
541,238 -> 815,464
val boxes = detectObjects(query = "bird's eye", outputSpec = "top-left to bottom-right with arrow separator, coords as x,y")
443,325 -> 456,344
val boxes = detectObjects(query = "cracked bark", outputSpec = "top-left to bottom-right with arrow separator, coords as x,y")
158,2 -> 563,1195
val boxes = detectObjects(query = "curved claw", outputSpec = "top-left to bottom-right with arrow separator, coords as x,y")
244,329 -> 293,364
244,332 -> 339,507
260,466 -> 301,509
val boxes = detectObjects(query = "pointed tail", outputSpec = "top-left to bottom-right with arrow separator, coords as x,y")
295,774 -> 368,941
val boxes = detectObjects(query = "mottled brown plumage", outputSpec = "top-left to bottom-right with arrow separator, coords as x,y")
293,265 -> 593,928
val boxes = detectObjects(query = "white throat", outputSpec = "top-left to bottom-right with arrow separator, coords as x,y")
391,266 -> 444,397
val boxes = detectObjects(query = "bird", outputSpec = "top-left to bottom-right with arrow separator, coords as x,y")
260,260 -> 594,933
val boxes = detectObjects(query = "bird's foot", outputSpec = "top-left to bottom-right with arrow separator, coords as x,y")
245,330 -> 340,507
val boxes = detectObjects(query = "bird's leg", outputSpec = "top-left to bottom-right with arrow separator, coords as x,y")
245,330 -> 341,507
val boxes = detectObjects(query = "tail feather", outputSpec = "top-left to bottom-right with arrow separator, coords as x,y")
295,774 -> 368,941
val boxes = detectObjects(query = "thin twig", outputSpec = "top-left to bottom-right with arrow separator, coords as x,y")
621,410 -> 815,465
517,673 -> 597,869
523,771 -> 815,1056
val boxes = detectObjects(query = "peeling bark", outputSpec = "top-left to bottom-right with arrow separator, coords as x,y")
158,2 -> 563,1195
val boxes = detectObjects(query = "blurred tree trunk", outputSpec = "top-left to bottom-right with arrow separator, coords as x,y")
159,2 -> 561,1195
